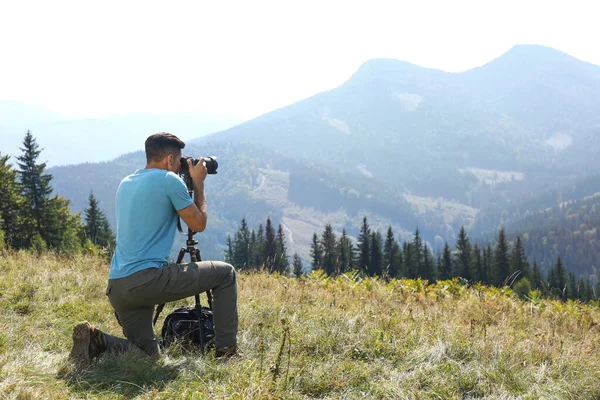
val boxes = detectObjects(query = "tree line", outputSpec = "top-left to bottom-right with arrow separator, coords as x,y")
223,217 -> 304,277
0,131 -> 114,256
226,216 -> 599,302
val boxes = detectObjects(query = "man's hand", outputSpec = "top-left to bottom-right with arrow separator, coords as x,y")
188,158 -> 208,185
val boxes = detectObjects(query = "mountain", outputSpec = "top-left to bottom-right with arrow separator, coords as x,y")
48,45 -> 600,274
0,100 -> 67,126
0,103 -> 243,167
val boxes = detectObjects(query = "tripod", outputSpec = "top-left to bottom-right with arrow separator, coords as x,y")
153,179 -> 213,356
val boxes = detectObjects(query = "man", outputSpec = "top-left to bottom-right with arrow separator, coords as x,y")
69,133 -> 238,367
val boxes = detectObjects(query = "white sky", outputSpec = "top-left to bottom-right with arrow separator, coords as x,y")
1,0 -> 599,120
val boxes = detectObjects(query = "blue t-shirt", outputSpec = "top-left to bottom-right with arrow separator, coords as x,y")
109,168 -> 194,279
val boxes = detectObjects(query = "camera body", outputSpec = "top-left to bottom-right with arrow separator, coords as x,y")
180,156 -> 218,176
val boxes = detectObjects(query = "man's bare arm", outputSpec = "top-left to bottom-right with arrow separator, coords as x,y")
177,159 -> 208,232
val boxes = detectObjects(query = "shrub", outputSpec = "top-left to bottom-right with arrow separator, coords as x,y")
513,277 -> 532,299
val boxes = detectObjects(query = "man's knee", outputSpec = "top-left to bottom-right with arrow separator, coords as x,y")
221,262 -> 236,287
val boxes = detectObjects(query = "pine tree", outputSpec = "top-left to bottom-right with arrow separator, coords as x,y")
44,196 -> 84,252
309,232 -> 322,271
483,244 -> 493,285
225,234 -> 234,264
321,224 -> 338,276
16,131 -> 53,245
357,217 -> 370,275
292,253 -> 303,278
421,244 -> 435,281
275,224 -> 288,273
408,228 -> 423,279
254,224 -> 265,268
453,226 -> 473,280
472,244 -> 483,282
492,227 -> 510,286
549,257 -> 567,299
392,241 -> 403,278
402,241 -> 413,279
382,226 -> 399,279
531,261 -> 545,293
264,218 -> 276,272
567,272 -> 577,300
247,230 -> 258,269
509,235 -> 531,281
439,243 -> 453,280
233,218 -> 251,269
83,191 -> 114,249
337,229 -> 353,274
0,153 -> 26,248
583,278 -> 594,301
369,230 -> 383,277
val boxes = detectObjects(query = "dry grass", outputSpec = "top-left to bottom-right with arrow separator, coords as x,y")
1,249 -> 599,399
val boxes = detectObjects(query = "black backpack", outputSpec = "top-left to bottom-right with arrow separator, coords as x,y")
154,293 -> 215,354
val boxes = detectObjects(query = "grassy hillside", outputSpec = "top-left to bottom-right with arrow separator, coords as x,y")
1,250 -> 599,399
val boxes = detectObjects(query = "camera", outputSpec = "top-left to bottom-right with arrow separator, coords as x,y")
180,156 -> 218,176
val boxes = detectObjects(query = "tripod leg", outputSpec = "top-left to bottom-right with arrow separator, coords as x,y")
176,248 -> 186,264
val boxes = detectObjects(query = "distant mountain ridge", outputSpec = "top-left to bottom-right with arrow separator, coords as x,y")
0,104 -> 243,167
47,44 -> 600,275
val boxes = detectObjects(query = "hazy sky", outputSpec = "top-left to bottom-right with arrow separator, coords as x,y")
1,0 -> 598,120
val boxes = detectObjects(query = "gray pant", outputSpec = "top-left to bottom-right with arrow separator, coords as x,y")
105,261 -> 238,356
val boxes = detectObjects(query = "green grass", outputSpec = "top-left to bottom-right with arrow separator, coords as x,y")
1,249 -> 599,399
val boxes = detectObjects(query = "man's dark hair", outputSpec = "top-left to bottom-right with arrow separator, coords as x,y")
145,133 -> 185,163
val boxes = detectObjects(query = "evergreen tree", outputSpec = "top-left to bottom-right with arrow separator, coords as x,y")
321,224 -> 338,276
421,244 -> 435,281
233,218 -> 251,269
408,228 -> 423,279
357,217 -> 370,275
567,272 -> 577,300
44,196 -> 85,253
225,234 -> 234,264
549,257 -> 567,299
472,244 -> 483,282
16,131 -> 53,245
83,191 -> 114,249
583,278 -> 594,301
383,226 -> 401,278
337,229 -> 353,274
248,230 -> 257,269
453,226 -> 473,280
0,153 -> 26,248
509,235 -> 531,281
439,243 -> 453,280
392,241 -> 403,278
254,224 -> 265,268
483,244 -> 493,286
402,241 -> 413,279
369,230 -> 383,277
492,227 -> 510,286
292,253 -> 303,278
275,224 -> 288,273
264,218 -> 276,272
309,232 -> 322,271
531,261 -> 545,293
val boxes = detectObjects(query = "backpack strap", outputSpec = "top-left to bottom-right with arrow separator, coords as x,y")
153,303 -> 166,326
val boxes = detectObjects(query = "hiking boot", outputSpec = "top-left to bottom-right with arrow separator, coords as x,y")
215,345 -> 238,359
69,321 -> 107,367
